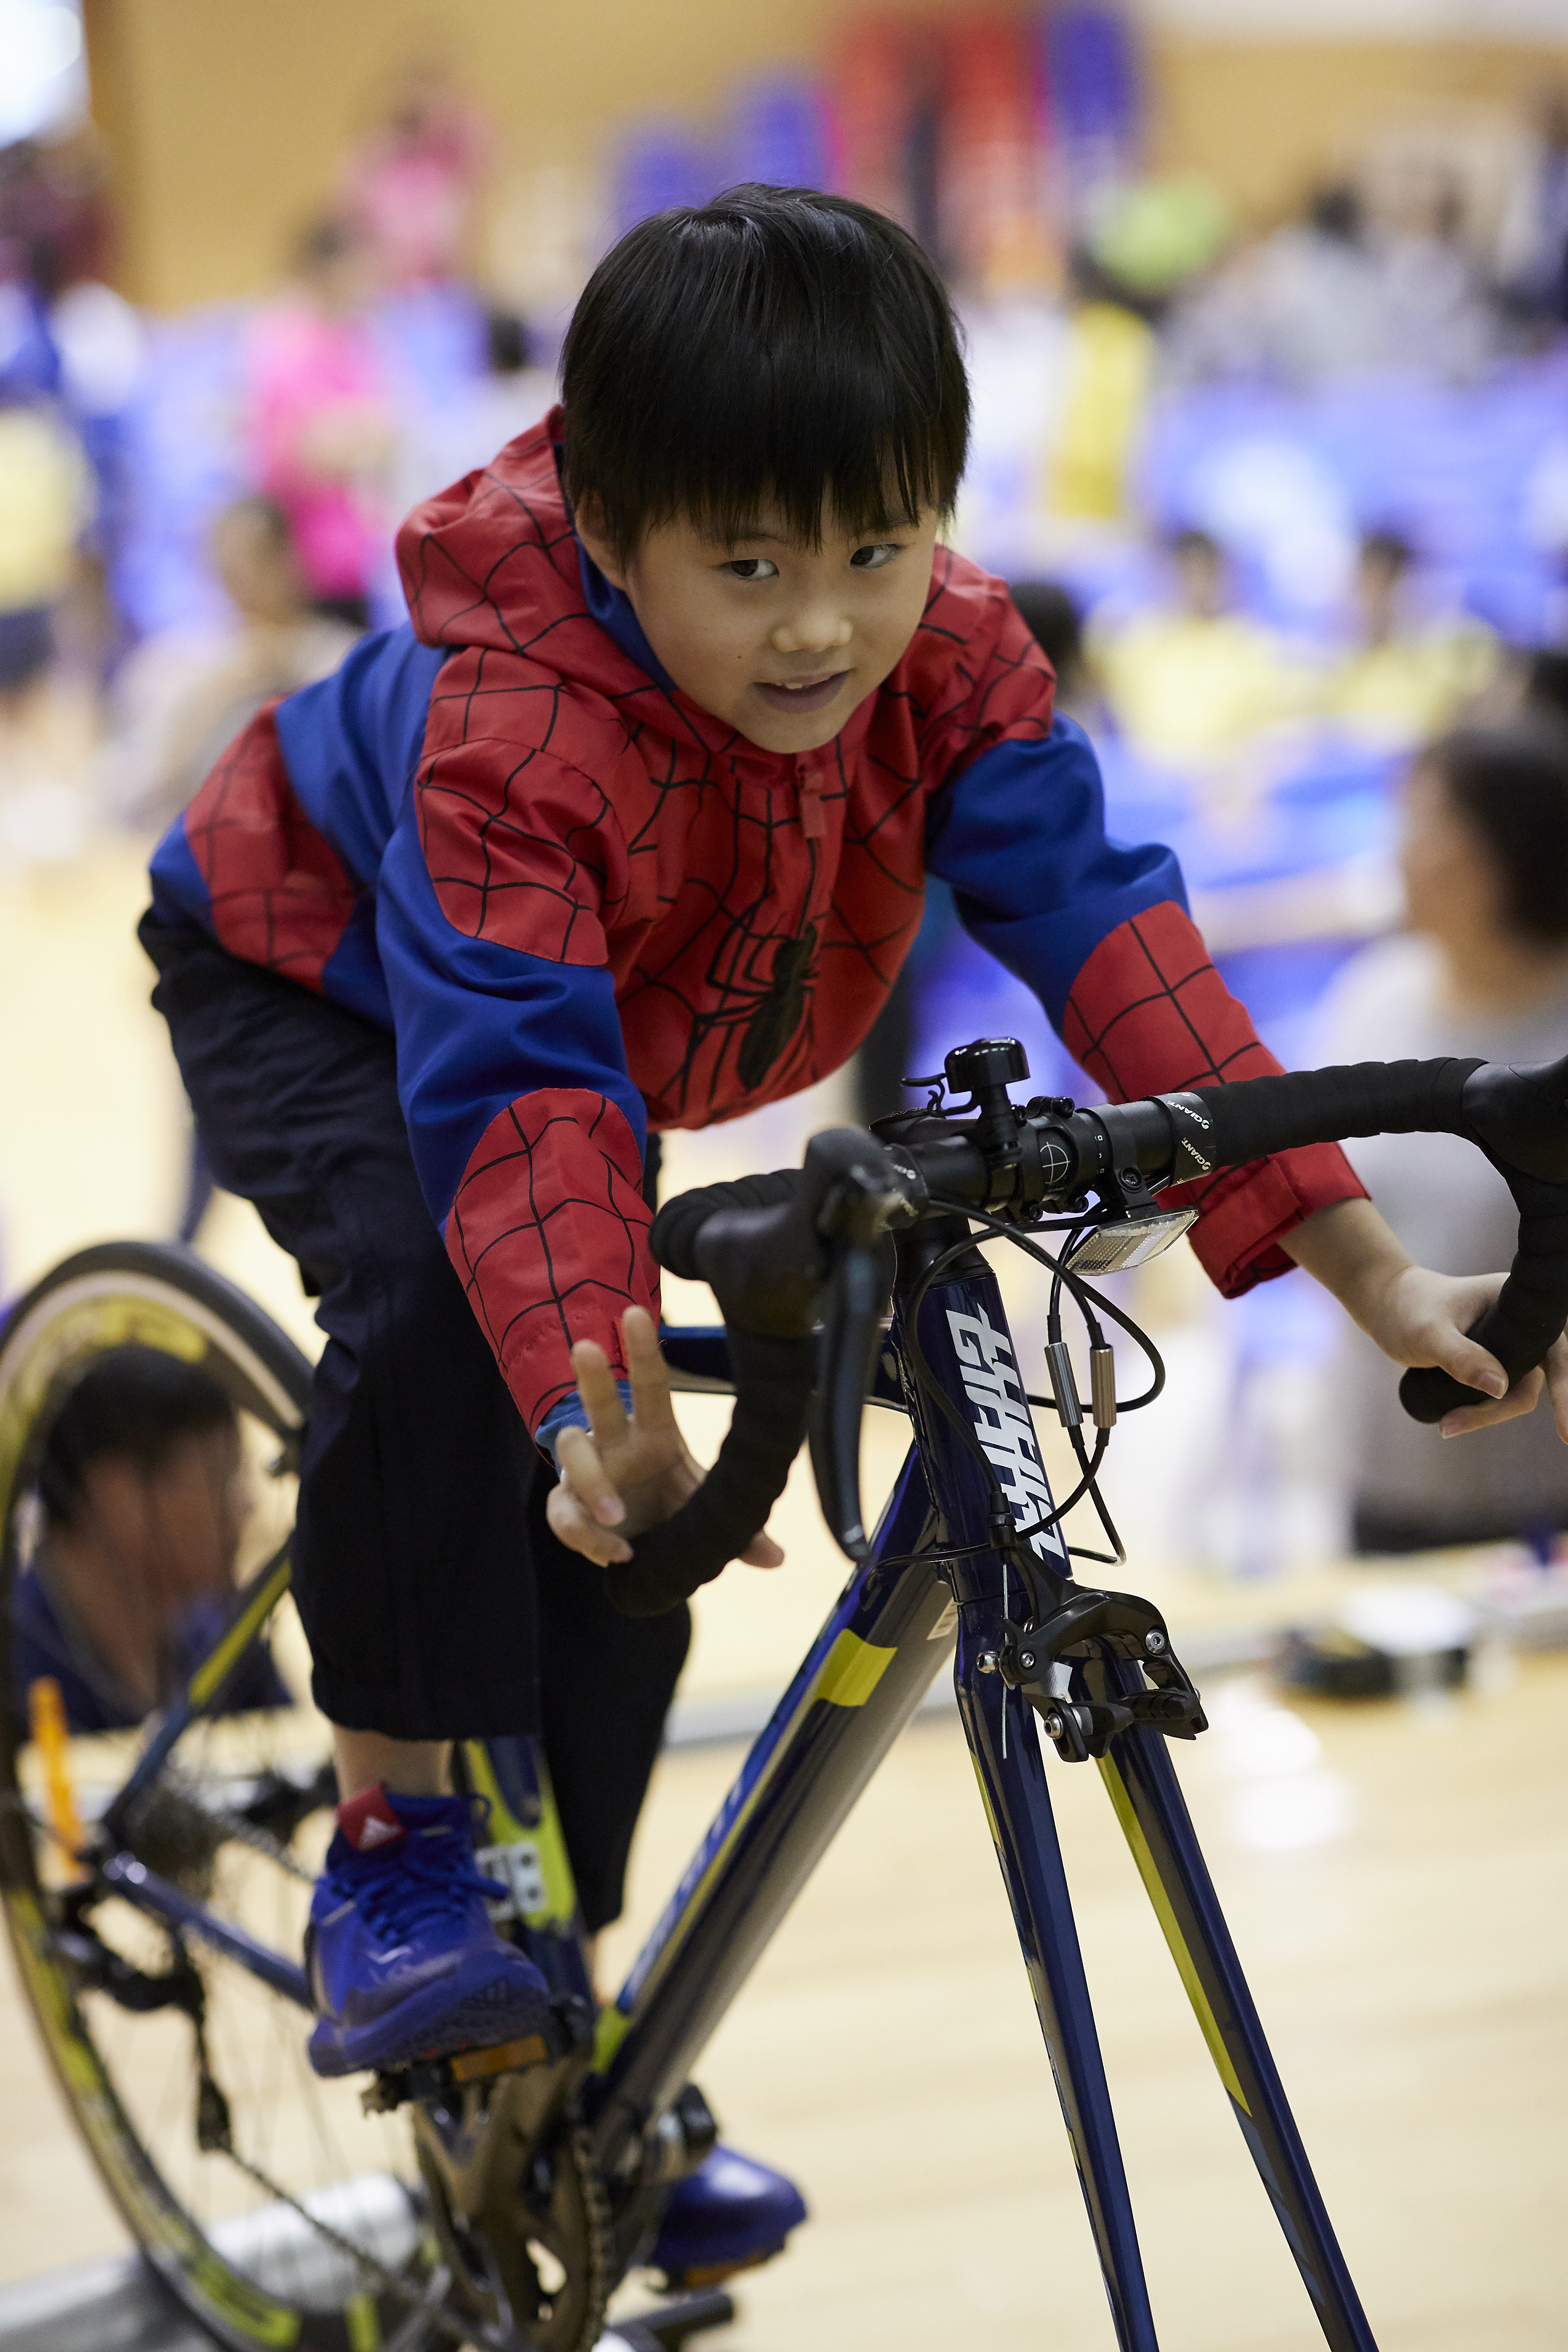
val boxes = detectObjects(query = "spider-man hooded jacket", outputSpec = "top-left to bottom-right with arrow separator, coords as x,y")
149,409 -> 1362,1439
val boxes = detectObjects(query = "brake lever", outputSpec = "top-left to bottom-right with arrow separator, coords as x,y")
805,1148 -> 901,1561
809,1237 -> 891,1561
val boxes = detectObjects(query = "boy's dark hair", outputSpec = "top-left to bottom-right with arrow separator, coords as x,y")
40,1347 -> 236,1531
1423,716 -> 1568,944
1170,527 -> 1222,564
561,185 -> 969,564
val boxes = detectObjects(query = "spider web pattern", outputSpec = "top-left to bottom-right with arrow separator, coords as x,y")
405,412 -> 1059,1135
445,1087 -> 658,1430
184,703 -> 357,989
1063,901 -> 1366,1295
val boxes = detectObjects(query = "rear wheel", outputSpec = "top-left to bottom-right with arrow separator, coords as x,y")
0,1243 -> 438,2349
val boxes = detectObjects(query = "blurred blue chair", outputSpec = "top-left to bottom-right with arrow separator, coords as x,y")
726,80 -> 828,191
612,130 -> 723,236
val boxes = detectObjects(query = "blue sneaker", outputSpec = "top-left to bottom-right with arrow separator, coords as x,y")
305,1784 -> 553,2079
650,2146 -> 808,2288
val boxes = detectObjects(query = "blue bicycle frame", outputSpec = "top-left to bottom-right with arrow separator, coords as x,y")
85,1231 -> 1378,2350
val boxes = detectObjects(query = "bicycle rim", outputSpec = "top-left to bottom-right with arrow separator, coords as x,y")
0,1243 -> 438,2350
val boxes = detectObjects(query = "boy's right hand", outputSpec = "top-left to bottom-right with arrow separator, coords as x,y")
545,1306 -> 785,1573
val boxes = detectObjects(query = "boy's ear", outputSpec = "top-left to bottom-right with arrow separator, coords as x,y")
572,498 -> 631,591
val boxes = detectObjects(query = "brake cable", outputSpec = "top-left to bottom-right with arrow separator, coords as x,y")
899,1228 -> 1109,1559
899,1217 -> 1104,1558
897,1196 -> 1167,1565
922,1196 -> 1167,1413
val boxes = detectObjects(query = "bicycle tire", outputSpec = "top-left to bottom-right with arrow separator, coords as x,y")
0,1242 -> 438,2352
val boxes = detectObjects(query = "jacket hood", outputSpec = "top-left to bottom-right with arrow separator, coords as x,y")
396,404 -> 889,772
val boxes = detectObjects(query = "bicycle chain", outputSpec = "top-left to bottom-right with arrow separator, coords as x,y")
159,1761 -> 318,1886
119,1773 -> 610,2348
558,2123 -> 613,2352
214,2136 -> 497,2349
215,2111 -> 610,2352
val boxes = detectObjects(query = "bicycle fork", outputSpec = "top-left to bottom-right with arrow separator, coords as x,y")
901,1251 -> 1379,2352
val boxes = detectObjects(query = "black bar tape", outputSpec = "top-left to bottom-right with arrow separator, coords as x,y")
1154,1057 -> 1482,1183
1400,1167 -> 1568,1421
1148,1056 -> 1568,1427
604,1329 -> 815,1617
650,1170 -> 800,1282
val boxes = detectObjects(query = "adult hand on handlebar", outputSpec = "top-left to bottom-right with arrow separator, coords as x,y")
1285,1200 -> 1568,1439
545,1307 -> 787,1571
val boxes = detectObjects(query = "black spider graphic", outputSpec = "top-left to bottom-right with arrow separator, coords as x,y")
627,896 -> 825,1117
737,924 -> 819,1092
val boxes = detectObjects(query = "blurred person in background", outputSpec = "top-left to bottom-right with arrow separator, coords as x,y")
1521,646 -> 1568,724
1495,87 -> 1568,329
0,128 -> 144,683
245,217 -> 397,631
1325,530 -> 1498,746
1367,153 -> 1498,386
0,384 -> 92,761
1041,250 -> 1159,530
337,57 -> 489,292
1089,527 -> 1309,762
1167,160 -> 1498,389
103,496 -> 361,835
1008,577 -> 1105,730
394,308 -> 554,517
10,1345 -> 287,1734
1314,716 -> 1568,1553
1165,184 -> 1390,390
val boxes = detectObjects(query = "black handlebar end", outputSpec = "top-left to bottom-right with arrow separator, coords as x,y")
1397,1363 -> 1494,1424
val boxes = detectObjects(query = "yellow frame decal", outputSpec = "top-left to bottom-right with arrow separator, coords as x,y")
462,1740 -> 579,1931
1097,1756 -> 1250,2115
815,1629 -> 895,1708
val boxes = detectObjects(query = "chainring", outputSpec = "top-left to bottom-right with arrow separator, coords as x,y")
415,2106 -> 610,2352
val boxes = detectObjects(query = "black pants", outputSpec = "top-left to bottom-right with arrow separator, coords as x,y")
141,917 -> 689,1931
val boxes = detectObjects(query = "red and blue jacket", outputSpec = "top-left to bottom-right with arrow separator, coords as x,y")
150,409 -> 1363,1442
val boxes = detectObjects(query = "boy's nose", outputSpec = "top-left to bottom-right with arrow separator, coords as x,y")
769,606 -> 854,659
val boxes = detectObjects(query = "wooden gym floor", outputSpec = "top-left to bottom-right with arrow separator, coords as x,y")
2,843 -> 1567,2345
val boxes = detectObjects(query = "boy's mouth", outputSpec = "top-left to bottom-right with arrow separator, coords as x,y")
753,670 -> 850,717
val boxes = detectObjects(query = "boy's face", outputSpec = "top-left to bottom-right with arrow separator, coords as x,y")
577,501 -> 942,753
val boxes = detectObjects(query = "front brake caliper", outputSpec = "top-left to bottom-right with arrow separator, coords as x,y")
997,1586 -> 1207,1762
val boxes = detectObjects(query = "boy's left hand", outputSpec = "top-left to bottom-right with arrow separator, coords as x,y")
1285,1198 -> 1568,1442
545,1306 -> 787,1570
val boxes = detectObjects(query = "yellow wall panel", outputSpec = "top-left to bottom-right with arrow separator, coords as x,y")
1144,32 -> 1568,227
87,0 -> 1035,311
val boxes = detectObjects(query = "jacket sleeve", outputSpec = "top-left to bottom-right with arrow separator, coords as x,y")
375,659 -> 659,1436
927,715 -> 1366,1297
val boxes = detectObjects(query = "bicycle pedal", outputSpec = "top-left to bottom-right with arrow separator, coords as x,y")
359,1994 -> 593,2113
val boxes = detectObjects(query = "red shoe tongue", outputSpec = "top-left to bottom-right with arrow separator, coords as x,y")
337,1784 -> 406,1853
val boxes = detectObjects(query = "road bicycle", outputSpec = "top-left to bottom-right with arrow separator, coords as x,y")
3,1035 -> 1565,2352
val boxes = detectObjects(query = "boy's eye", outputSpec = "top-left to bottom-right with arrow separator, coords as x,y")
850,542 -> 901,570
722,557 -> 779,581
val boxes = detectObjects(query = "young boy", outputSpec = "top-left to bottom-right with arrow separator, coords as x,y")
140,187 -> 1543,2270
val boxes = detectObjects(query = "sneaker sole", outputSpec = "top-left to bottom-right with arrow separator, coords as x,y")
307,1964 -> 554,2079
